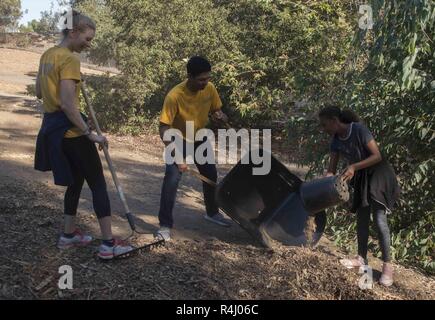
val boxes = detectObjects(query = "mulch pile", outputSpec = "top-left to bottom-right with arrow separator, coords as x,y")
0,179 -> 431,300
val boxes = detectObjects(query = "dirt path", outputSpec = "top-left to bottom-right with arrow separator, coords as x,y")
0,47 -> 433,300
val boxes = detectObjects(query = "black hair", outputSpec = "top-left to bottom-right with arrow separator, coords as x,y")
61,10 -> 96,38
187,56 -> 211,78
318,105 -> 360,124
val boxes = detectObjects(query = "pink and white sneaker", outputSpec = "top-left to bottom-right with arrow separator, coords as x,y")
57,229 -> 93,249
97,238 -> 133,260
379,262 -> 394,287
339,255 -> 366,269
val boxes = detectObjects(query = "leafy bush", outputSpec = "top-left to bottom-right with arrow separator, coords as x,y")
76,0 -> 353,130
288,0 -> 434,273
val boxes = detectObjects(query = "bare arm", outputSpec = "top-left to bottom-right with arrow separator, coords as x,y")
352,140 -> 382,171
342,140 -> 382,181
59,79 -> 108,149
326,152 -> 339,176
59,79 -> 88,133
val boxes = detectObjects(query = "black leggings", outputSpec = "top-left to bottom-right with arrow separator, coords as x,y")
62,136 -> 111,219
357,200 -> 391,263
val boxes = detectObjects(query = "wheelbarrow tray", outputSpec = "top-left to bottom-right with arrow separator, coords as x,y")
215,150 -> 326,248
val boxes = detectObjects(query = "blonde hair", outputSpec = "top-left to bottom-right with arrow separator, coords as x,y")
61,10 -> 96,38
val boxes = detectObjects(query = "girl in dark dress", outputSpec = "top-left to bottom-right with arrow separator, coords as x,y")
319,105 -> 400,287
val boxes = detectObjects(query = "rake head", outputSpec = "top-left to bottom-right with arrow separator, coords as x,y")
113,238 -> 166,259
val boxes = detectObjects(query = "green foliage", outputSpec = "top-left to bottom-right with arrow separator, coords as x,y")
289,0 -> 434,273
32,1 -> 63,35
21,1 -> 77,35
0,0 -> 22,31
75,0 -> 242,131
74,0 -> 120,65
215,0 -> 353,110
77,0 -> 354,130
19,20 -> 38,33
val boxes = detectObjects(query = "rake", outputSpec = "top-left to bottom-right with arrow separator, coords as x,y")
80,79 -> 165,259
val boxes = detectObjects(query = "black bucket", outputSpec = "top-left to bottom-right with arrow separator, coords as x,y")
215,149 -> 347,249
300,176 -> 349,214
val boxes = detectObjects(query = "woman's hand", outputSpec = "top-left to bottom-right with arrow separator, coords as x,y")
87,133 -> 108,151
341,165 -> 356,182
324,171 -> 335,177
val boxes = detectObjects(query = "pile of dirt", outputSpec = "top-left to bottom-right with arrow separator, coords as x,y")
0,178 -> 433,300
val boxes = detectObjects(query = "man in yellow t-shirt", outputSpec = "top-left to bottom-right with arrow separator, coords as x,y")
156,56 -> 232,241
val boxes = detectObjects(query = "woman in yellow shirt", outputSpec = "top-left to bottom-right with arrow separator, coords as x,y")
35,10 -> 131,259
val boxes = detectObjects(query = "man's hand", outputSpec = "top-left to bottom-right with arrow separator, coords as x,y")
176,163 -> 188,173
211,110 -> 228,124
341,165 -> 356,182
87,133 -> 108,151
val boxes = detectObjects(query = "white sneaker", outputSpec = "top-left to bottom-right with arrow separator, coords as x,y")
204,212 -> 231,227
379,263 -> 394,287
154,227 -> 171,241
97,239 -> 133,260
57,229 -> 93,249
339,255 -> 366,269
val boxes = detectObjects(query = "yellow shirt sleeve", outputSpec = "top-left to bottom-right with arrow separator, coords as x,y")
160,94 -> 178,125
210,83 -> 222,112
59,55 -> 81,81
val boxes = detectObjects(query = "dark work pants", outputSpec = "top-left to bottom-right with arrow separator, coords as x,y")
158,139 -> 218,228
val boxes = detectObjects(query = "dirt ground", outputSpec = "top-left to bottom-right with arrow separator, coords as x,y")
0,47 -> 434,300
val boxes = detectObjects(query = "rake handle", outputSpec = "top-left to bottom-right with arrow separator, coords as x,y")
80,81 -> 136,231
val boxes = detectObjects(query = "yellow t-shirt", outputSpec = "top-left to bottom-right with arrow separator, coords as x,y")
160,80 -> 222,139
38,46 -> 82,138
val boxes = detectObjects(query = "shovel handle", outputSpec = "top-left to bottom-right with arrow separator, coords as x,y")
186,168 -> 217,187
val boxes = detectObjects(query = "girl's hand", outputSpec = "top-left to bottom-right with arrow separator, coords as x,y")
341,165 -> 356,182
